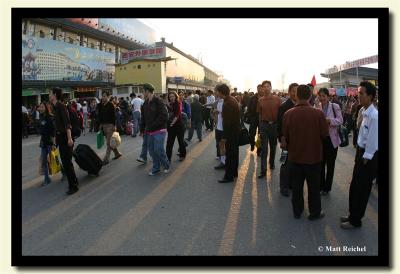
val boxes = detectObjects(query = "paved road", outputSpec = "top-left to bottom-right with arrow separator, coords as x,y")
21,128 -> 378,256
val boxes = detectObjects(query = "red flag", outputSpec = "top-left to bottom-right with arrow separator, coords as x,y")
311,75 -> 317,87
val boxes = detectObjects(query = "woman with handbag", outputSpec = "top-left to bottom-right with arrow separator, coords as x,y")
166,91 -> 186,162
318,88 -> 344,195
38,102 -> 56,186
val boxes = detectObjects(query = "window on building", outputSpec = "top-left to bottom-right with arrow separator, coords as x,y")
133,66 -> 136,69
68,37 -> 74,44
148,64 -> 151,68
90,43 -> 95,49
59,30 -> 65,41
28,23 -> 35,36
124,67 -> 126,70
51,27 -> 56,40
153,64 -> 155,67
108,48 -> 112,53
138,65 -> 141,69
120,67 -> 122,71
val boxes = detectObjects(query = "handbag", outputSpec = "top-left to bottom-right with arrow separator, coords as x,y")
332,103 -> 349,147
48,147 -> 62,175
97,130 -> 105,149
239,127 -> 250,146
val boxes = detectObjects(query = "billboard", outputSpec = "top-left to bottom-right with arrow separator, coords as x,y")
121,47 -> 165,64
325,55 -> 378,74
22,35 -> 115,82
98,19 -> 157,45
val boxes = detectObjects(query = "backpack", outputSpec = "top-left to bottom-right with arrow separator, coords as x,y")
67,105 -> 83,139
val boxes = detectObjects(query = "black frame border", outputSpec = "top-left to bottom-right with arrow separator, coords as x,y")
12,7 -> 390,268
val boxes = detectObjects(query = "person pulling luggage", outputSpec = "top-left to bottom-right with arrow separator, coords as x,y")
98,91 -> 122,165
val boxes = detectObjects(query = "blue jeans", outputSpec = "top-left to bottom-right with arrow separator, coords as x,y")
41,145 -> 52,182
139,133 -> 152,161
148,132 -> 169,173
260,121 -> 278,173
132,111 -> 141,136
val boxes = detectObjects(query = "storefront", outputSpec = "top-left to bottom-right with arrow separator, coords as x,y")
74,86 -> 97,98
22,87 -> 72,107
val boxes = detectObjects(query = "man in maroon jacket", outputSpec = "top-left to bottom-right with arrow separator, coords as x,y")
215,84 -> 241,183
282,84 -> 329,220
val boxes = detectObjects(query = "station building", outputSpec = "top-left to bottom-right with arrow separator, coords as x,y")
114,38 -> 223,95
21,18 -> 156,106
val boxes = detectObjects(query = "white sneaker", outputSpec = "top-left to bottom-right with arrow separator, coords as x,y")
164,168 -> 170,174
137,157 -> 147,163
216,156 -> 220,160
148,170 -> 160,176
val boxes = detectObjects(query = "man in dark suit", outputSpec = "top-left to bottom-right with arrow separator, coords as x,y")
247,84 -> 264,153
215,84 -> 241,183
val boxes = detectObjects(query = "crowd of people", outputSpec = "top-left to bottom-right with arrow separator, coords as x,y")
27,79 -> 378,230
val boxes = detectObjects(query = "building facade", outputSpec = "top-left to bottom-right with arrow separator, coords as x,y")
21,18 -> 156,106
114,38 -> 224,95
320,67 -> 378,89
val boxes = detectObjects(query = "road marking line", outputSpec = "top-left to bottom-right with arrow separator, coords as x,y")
29,175 -> 127,254
218,151 -> 251,256
250,154 -> 258,248
22,149 -> 137,237
84,132 -> 214,255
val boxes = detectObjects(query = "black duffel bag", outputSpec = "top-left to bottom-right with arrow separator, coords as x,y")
239,127 -> 250,146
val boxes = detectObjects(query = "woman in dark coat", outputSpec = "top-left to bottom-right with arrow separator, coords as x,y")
166,91 -> 186,162
38,102 -> 55,186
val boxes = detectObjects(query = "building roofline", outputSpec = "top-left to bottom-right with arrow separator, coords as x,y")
29,18 -> 146,50
160,41 -> 220,77
115,56 -> 176,66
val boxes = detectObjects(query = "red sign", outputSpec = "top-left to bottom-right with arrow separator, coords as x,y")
121,47 -> 165,64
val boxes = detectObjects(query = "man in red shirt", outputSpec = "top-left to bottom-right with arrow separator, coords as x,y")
257,80 -> 281,178
282,84 -> 329,220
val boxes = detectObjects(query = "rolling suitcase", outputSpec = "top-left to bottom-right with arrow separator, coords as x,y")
280,157 -> 291,194
73,144 -> 102,176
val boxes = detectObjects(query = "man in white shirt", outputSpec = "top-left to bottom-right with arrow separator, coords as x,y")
130,93 -> 144,137
214,96 -> 225,169
76,101 -> 82,112
81,101 -> 88,130
341,81 -> 378,229
205,89 -> 215,131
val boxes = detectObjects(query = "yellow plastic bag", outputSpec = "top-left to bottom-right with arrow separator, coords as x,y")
255,134 -> 261,149
110,132 -> 121,149
48,147 -> 61,175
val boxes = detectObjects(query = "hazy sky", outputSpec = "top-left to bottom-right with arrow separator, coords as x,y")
140,19 -> 378,92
